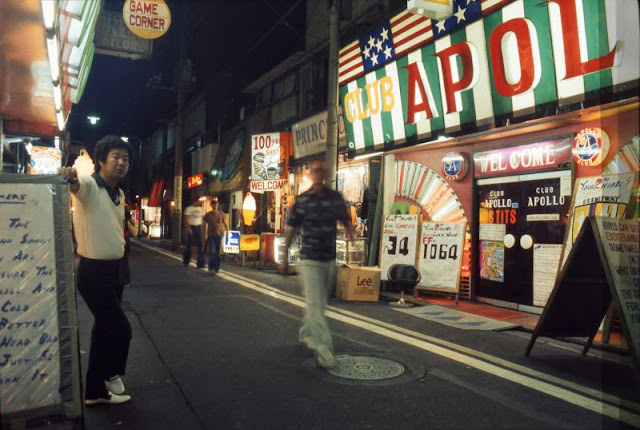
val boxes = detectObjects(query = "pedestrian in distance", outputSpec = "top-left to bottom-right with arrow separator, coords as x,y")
203,198 -> 228,274
183,198 -> 205,268
58,135 -> 133,405
278,159 -> 356,369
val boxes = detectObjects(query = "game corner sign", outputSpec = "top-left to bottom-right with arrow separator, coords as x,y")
338,0 -> 639,151
124,0 -> 171,39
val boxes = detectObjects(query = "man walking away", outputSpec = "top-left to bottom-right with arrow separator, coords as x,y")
279,160 -> 355,369
58,135 -> 133,405
183,198 -> 205,268
203,198 -> 228,273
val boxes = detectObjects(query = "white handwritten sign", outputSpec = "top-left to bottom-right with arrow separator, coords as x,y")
418,222 -> 466,293
595,217 -> 640,365
562,172 -> 635,266
380,214 -> 418,281
0,184 -> 60,413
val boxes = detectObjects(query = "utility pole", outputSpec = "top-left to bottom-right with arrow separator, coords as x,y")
325,0 -> 340,190
172,3 -> 186,250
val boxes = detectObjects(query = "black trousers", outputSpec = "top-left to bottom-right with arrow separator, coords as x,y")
77,257 -> 132,398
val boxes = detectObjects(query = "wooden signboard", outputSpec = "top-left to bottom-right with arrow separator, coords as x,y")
526,216 -> 639,367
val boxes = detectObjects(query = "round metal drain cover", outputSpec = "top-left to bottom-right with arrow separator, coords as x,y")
327,355 -> 405,380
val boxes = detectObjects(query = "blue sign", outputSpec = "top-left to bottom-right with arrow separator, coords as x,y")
223,231 -> 241,254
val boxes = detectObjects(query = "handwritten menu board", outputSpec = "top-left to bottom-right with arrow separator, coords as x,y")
0,177 -> 80,421
562,172 -> 635,266
594,217 -> 640,366
380,214 -> 418,281
417,222 -> 466,293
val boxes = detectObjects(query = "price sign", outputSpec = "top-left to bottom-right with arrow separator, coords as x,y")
380,214 -> 418,281
418,222 -> 466,292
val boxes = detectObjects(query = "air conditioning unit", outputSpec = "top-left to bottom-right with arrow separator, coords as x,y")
406,0 -> 453,19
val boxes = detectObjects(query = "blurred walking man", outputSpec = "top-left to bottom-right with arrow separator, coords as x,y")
59,135 -> 133,405
203,198 -> 228,273
279,160 -> 355,369
183,198 -> 205,268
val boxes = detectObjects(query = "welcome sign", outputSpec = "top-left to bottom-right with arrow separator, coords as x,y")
338,0 -> 639,151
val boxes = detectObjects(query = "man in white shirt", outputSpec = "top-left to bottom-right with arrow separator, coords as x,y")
183,198 -> 205,268
59,135 -> 133,405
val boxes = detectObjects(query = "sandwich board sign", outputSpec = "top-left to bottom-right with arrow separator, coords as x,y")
526,216 -> 639,368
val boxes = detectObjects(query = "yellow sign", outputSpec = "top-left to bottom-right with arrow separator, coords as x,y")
240,234 -> 261,251
123,0 -> 171,40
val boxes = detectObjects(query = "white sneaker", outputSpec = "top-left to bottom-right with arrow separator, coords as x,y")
316,345 -> 337,369
104,375 -> 125,395
84,392 -> 131,406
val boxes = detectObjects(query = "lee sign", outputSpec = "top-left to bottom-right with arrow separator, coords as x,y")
338,0 -> 639,151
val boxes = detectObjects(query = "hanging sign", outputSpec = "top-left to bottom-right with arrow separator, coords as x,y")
417,222 -> 466,293
380,214 -> 419,281
251,132 -> 291,192
186,173 -> 204,189
441,152 -> 468,181
123,0 -> 171,40
572,128 -> 610,167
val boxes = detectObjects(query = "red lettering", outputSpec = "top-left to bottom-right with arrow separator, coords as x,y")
549,0 -> 616,79
404,62 -> 434,124
436,42 -> 477,114
490,18 -> 539,97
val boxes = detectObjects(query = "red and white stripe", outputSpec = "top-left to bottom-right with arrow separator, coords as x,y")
390,10 -> 433,58
338,41 -> 364,86
480,0 -> 515,15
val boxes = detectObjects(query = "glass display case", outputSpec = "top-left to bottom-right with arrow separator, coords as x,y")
336,238 -> 367,265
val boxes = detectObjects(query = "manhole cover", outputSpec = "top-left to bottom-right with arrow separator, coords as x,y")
327,355 -> 405,380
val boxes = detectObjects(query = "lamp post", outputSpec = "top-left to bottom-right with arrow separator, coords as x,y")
121,136 -> 145,239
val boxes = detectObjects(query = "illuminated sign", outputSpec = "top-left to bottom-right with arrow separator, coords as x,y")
441,152 -> 468,181
239,234 -> 260,251
473,138 -> 572,178
123,0 -> 171,39
186,173 -> 204,189
573,128 -> 610,167
251,132 -> 291,191
338,0 -> 638,151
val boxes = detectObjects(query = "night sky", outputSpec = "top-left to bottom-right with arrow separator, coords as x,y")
67,0 -> 306,148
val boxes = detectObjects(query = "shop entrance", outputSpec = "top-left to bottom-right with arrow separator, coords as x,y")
475,170 -> 572,308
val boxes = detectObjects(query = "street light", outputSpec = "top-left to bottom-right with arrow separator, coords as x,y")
87,115 -> 100,125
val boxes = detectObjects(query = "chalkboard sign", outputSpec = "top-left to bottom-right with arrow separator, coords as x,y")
0,175 -> 81,426
526,216 -> 640,367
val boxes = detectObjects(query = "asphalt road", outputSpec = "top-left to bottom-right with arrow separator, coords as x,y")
78,244 -> 640,430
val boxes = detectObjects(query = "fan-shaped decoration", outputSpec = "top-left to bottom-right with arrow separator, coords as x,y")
392,160 -> 467,223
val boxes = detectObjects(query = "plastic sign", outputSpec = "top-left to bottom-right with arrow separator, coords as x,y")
223,231 -> 241,254
29,146 -> 61,174
573,128 -> 610,167
186,173 -> 204,189
239,234 -> 260,251
251,132 -> 290,192
441,152 -> 468,181
123,0 -> 171,40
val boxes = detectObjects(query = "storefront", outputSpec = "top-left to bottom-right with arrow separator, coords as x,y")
338,0 -> 639,309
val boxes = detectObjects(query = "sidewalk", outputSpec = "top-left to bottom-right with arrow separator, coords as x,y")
136,238 -> 628,353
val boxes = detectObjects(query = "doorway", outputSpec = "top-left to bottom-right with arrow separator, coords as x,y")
476,170 -> 572,308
